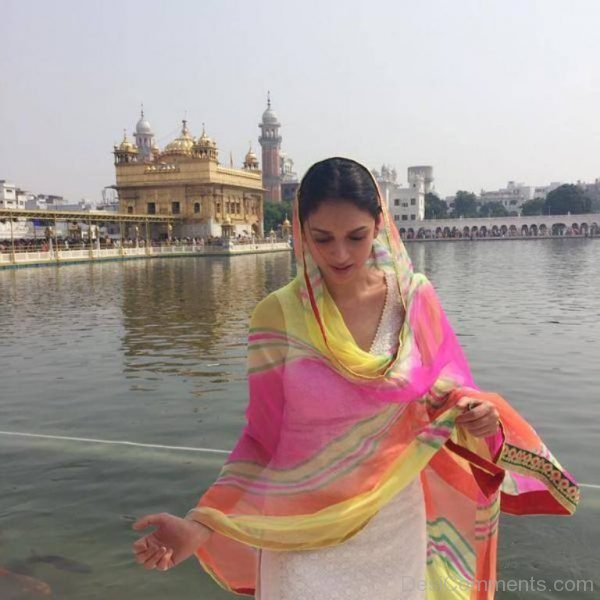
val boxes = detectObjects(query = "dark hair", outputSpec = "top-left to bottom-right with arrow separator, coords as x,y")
298,157 -> 382,225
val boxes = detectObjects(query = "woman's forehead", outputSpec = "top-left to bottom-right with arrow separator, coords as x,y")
306,200 -> 375,223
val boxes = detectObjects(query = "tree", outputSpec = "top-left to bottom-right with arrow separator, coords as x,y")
451,191 -> 478,218
424,193 -> 448,219
263,200 -> 293,235
520,198 -> 545,216
544,185 -> 591,215
479,201 -> 509,217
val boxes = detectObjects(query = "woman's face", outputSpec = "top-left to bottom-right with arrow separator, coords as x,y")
302,199 -> 380,283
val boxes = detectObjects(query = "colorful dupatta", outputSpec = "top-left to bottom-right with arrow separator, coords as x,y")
187,158 -> 579,599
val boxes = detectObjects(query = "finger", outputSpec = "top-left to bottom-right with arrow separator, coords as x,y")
466,424 -> 498,438
455,397 -> 474,411
156,548 -> 174,571
136,546 -> 158,564
456,407 -> 486,424
133,533 -> 164,554
143,546 -> 167,570
133,536 -> 154,553
133,513 -> 166,531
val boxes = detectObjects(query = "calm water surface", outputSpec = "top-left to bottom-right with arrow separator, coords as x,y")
0,239 -> 598,599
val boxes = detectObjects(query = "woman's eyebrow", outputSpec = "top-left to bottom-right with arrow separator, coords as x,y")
310,226 -> 369,234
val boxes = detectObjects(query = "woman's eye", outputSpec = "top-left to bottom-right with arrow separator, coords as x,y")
313,236 -> 365,244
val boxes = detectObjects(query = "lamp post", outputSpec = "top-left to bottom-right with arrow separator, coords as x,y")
9,217 -> 15,264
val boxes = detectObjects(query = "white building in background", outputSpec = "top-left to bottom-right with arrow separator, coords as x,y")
25,193 -> 67,210
373,165 -> 431,224
479,181 -> 534,211
577,178 -> 600,206
0,180 -> 31,239
0,180 -> 27,210
533,182 -> 562,200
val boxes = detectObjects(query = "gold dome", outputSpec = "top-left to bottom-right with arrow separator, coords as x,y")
195,124 -> 217,148
283,217 -> 291,227
193,124 -> 219,161
243,142 -> 259,169
198,129 -> 211,146
163,120 -> 195,156
118,131 -> 138,153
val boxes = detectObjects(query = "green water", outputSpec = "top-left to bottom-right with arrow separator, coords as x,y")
0,240 -> 598,599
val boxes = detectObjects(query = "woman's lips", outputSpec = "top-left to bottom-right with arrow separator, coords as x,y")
331,264 -> 353,273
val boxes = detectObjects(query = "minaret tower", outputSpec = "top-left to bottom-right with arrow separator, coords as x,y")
134,104 -> 155,161
258,92 -> 282,203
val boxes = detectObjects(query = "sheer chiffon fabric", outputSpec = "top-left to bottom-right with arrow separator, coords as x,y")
257,272 -> 427,600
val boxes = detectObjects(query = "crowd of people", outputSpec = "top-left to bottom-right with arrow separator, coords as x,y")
0,232 -> 285,254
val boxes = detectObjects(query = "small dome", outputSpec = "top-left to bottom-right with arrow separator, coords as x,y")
262,106 -> 279,124
193,124 -> 219,161
118,132 -> 138,153
196,125 -> 213,147
163,120 -> 195,156
243,142 -> 259,170
262,92 -> 279,124
283,217 -> 291,227
136,110 -> 153,135
245,147 -> 258,162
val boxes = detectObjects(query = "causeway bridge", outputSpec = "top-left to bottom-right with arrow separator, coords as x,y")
401,213 -> 600,239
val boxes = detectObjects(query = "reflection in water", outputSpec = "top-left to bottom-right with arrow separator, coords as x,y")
120,255 -> 294,388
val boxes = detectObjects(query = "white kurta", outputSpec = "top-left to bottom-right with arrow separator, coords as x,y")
257,271 -> 427,600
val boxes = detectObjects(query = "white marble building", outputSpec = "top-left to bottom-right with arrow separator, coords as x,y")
372,165 -> 429,225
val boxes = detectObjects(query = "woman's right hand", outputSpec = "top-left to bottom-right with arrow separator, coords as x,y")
132,512 -> 211,571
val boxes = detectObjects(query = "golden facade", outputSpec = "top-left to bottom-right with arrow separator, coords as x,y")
113,117 -> 264,239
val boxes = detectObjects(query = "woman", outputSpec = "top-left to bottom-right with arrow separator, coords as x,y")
133,158 -> 579,599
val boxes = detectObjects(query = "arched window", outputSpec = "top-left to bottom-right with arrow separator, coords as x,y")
194,202 -> 200,214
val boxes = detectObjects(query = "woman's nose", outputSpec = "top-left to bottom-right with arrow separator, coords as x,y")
330,242 -> 350,263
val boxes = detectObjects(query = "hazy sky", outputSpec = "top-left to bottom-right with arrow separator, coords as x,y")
2,0 -> 599,202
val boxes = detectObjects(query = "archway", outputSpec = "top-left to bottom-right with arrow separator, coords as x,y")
521,224 -> 529,237
509,224 -> 518,237
435,227 -> 443,239
480,226 -> 488,238
539,224 -> 547,236
552,223 -> 566,236
530,224 -> 538,237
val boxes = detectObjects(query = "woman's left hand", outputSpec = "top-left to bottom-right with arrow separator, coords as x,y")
455,397 -> 500,438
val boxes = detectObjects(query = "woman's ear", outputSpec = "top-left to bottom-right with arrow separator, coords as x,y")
374,215 -> 382,237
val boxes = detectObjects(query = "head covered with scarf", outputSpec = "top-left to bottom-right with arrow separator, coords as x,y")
187,157 -> 579,598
